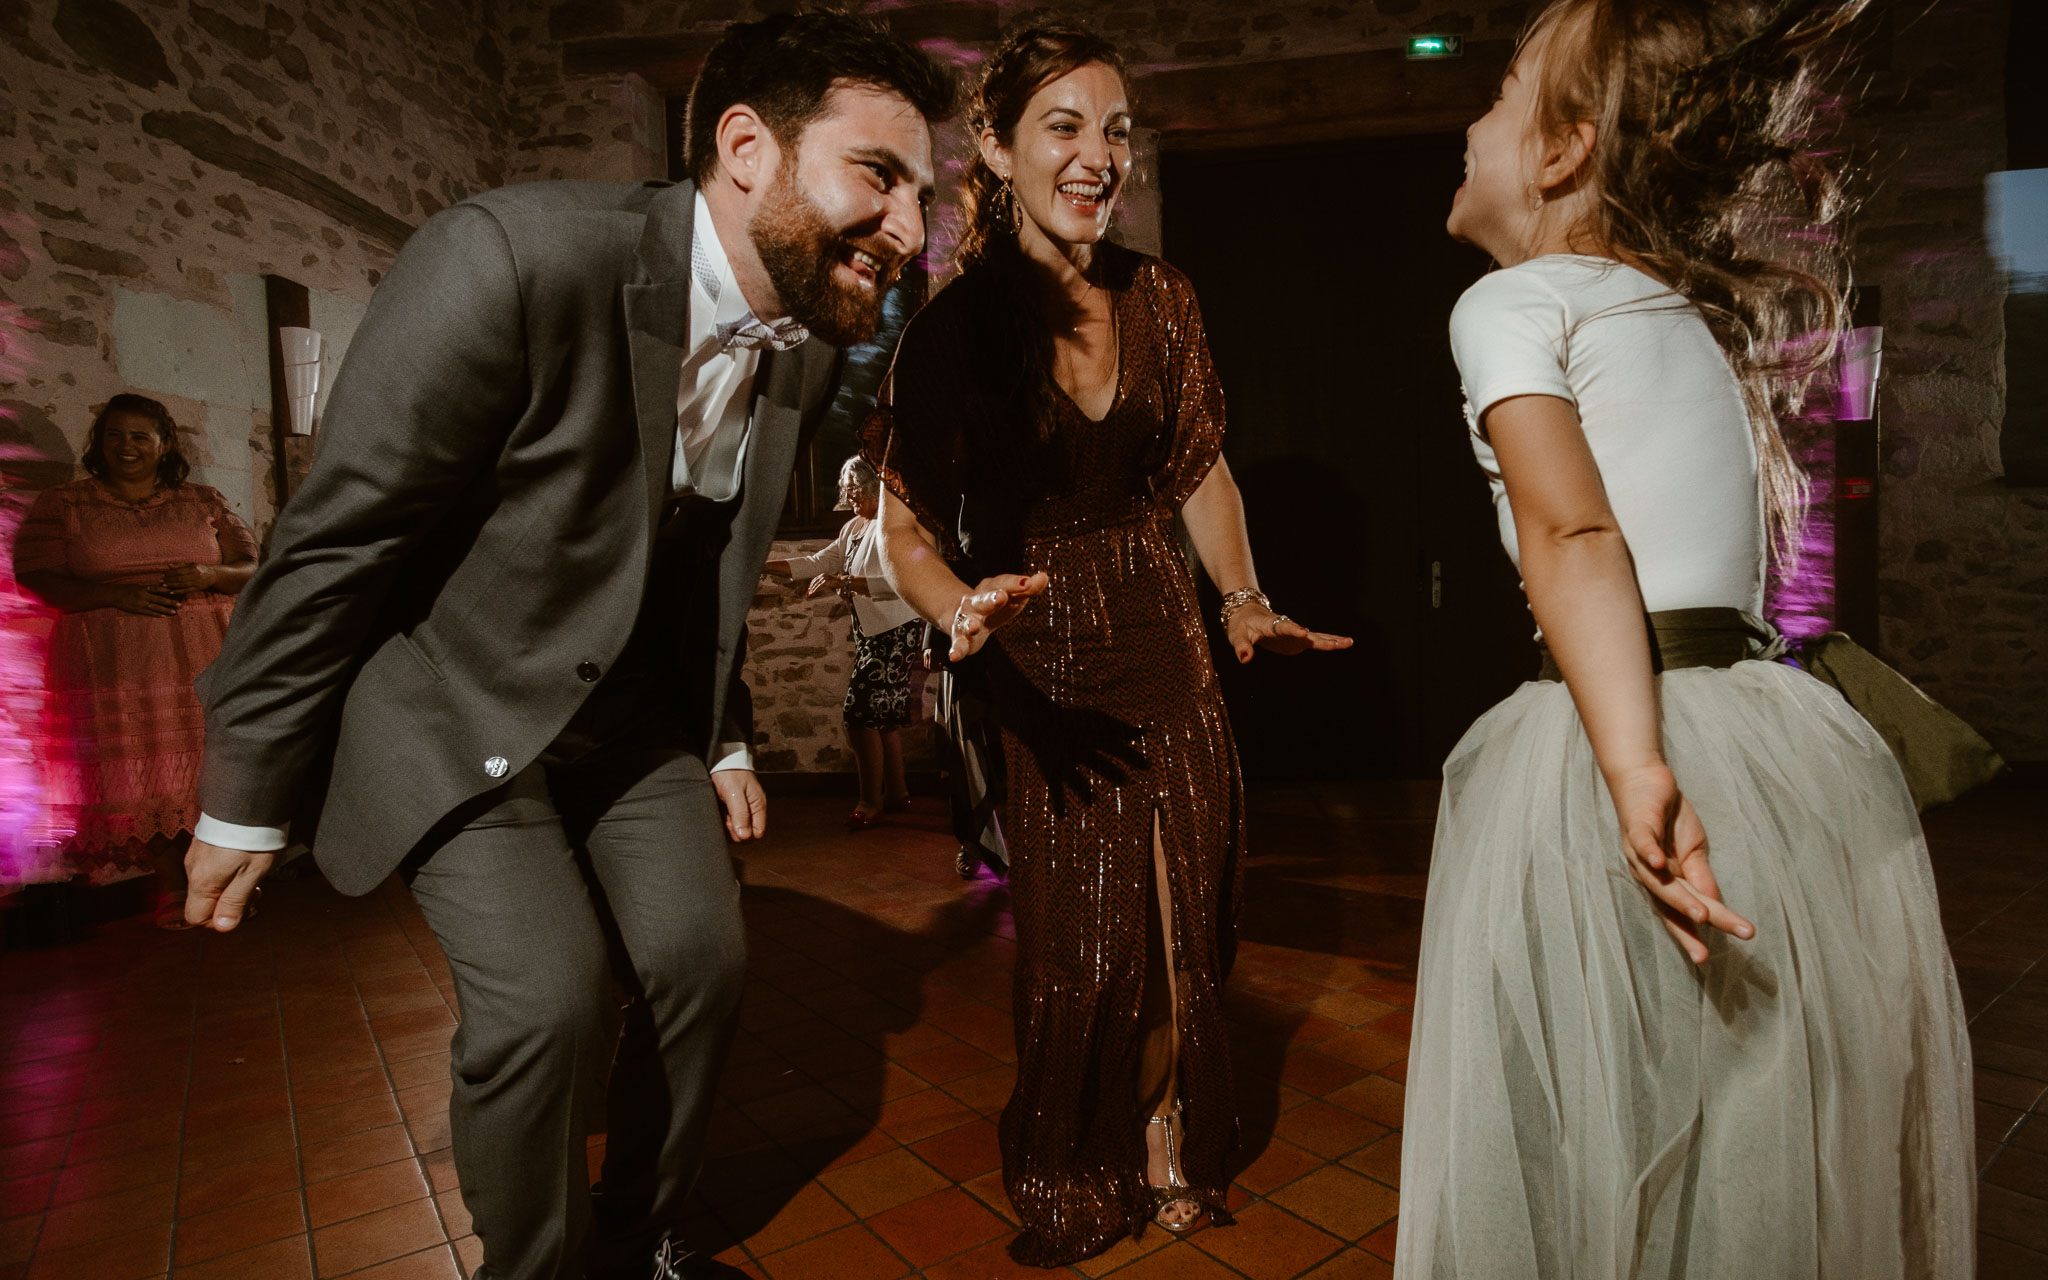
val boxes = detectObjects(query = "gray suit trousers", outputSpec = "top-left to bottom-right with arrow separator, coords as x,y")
403,736 -> 745,1280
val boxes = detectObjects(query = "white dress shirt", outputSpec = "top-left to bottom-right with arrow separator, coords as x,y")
674,192 -> 762,501
197,195 -> 782,853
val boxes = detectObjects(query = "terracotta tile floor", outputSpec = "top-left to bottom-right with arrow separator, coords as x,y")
2,772 -> 2043,1279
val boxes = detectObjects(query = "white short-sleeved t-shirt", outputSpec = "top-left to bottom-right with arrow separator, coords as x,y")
1449,254 -> 1764,615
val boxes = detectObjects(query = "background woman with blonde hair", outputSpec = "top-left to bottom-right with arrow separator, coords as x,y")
765,455 -> 921,829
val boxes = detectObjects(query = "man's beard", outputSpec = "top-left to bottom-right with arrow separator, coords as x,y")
748,168 -> 902,349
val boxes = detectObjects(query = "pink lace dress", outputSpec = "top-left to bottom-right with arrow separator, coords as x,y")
14,479 -> 254,876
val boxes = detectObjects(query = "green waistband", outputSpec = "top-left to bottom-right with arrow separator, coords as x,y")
1537,606 -> 1783,682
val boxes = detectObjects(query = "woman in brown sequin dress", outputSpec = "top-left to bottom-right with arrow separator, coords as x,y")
864,27 -> 1350,1267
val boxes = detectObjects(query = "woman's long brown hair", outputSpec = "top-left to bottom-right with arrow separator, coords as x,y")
1523,0 -> 1873,562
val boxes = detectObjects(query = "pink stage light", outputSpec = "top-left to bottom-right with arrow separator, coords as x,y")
0,285 -> 64,886
1767,316 -> 1853,644
1768,410 -> 1839,643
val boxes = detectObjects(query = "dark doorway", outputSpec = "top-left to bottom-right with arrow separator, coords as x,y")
1163,132 -> 1531,779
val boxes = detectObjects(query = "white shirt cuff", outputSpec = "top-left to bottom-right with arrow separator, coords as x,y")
196,812 -> 290,852
709,742 -> 754,773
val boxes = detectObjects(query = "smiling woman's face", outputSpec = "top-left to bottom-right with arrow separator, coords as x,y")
985,61 -> 1134,253
98,411 -> 164,483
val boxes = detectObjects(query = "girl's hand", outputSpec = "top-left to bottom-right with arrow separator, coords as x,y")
1227,603 -> 1353,663
1609,761 -> 1755,965
162,562 -> 217,593
805,573 -> 842,600
947,572 -> 1050,661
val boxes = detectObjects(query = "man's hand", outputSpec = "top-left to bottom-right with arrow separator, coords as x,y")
185,839 -> 275,931
713,769 -> 767,842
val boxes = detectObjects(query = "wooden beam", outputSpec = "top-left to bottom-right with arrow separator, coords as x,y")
561,2 -> 1001,91
1135,41 -> 1514,150
562,33 -> 716,92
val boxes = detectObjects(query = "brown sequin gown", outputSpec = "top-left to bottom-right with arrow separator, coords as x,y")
864,250 -> 1245,1266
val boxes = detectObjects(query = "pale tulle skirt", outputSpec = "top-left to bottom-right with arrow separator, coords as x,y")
1395,660 -> 1974,1280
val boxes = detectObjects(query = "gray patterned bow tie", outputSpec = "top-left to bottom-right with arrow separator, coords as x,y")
716,316 -> 809,353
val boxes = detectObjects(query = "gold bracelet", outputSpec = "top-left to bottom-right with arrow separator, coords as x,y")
1219,587 -> 1270,630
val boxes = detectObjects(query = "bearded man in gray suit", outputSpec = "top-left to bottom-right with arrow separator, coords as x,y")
181,14 -> 952,1279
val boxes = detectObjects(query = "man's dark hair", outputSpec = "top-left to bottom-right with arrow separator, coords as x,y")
685,10 -> 957,183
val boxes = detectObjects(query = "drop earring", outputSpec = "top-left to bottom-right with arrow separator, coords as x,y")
1525,180 -> 1545,213
998,175 -> 1020,233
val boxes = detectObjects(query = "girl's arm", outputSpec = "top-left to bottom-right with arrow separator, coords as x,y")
1181,458 -> 1351,662
1486,392 -> 1754,963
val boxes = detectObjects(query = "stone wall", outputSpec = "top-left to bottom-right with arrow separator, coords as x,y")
501,0 -> 666,186
0,0 -> 510,531
1849,0 -> 2046,760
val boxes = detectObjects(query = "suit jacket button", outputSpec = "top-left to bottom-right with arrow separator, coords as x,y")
577,662 -> 601,683
484,756 -> 509,778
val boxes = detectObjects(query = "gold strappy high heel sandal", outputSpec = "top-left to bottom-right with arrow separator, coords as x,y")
1144,1100 -> 1207,1234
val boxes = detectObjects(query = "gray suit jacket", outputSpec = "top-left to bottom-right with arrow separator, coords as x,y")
198,179 -> 840,895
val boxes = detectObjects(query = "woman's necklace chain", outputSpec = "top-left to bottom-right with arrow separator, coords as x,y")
97,476 -> 161,505
1057,277 -> 1117,398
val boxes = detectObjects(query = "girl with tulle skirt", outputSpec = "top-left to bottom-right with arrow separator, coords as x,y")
1396,3 -> 1975,1276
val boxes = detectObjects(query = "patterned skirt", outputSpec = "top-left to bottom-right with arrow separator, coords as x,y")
844,617 -> 920,731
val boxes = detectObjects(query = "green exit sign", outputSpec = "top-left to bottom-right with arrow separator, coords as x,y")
1406,35 -> 1464,60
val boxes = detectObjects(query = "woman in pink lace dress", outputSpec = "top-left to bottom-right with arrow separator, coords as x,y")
15,395 -> 255,921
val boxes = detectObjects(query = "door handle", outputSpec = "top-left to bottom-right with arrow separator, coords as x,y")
1431,560 -> 1442,609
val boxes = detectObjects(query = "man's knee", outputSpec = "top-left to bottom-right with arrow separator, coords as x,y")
456,952 -> 610,1074
634,910 -> 747,1021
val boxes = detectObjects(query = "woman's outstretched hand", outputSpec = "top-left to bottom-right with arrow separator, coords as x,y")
947,572 -> 1050,661
1609,761 -> 1755,965
1228,603 -> 1353,663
